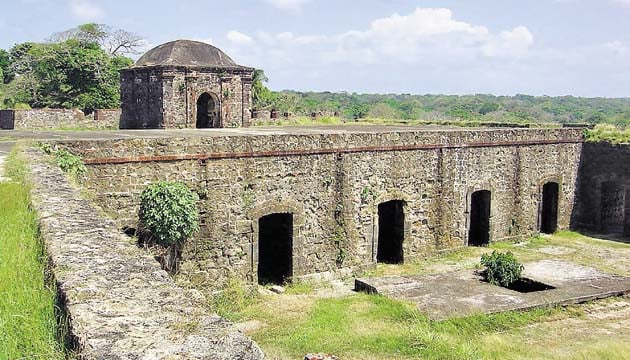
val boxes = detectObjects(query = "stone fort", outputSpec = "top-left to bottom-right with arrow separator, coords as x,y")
43,40 -> 623,286
6,39 -> 630,358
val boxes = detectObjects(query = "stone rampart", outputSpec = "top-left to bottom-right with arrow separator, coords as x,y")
27,150 -> 263,359
0,109 -> 120,130
55,127 -> 583,285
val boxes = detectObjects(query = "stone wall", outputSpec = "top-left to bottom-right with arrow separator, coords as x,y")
56,127 -> 583,285
571,142 -> 630,235
27,150 -> 263,359
0,109 -> 118,129
93,109 -> 121,129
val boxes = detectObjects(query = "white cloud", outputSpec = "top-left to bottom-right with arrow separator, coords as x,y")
216,7 -> 630,96
481,26 -> 534,57
263,0 -> 310,11
68,0 -> 105,21
224,7 -> 534,67
613,0 -> 630,6
227,30 -> 253,45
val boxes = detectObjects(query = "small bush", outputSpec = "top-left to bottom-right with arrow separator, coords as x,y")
138,181 -> 199,274
480,250 -> 524,287
38,143 -> 87,181
138,181 -> 200,247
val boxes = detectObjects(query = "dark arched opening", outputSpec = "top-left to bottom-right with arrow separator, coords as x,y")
258,213 -> 293,285
468,190 -> 491,246
196,92 -> 220,128
540,182 -> 559,234
377,200 -> 405,264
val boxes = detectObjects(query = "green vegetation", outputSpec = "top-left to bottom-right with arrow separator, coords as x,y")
138,181 -> 200,273
0,23 -> 136,113
480,251 -> 524,287
216,231 -> 630,359
252,89 -> 630,126
584,123 -> 630,144
40,143 -> 87,182
1,149 -> 65,359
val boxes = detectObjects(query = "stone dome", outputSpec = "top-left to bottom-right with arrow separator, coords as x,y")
134,40 -> 243,68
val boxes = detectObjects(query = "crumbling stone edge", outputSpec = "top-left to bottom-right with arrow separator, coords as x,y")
26,149 -> 264,359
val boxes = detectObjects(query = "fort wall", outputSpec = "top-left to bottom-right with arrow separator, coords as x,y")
56,127 -> 583,284
0,109 -> 120,129
27,149 -> 263,359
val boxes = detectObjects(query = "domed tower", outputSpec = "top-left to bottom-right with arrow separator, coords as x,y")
120,40 -> 254,129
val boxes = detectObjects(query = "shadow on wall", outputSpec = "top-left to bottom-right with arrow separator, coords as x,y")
571,142 -> 630,240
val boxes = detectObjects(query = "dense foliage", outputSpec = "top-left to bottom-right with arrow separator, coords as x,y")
480,250 -> 524,287
253,90 -> 630,125
138,181 -> 199,248
0,24 -> 134,113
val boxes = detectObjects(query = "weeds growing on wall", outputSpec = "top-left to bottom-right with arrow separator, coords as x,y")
583,123 -> 630,144
39,143 -> 87,182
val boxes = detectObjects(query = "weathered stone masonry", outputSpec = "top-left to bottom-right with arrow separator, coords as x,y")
27,150 -> 263,359
57,127 -> 583,285
120,40 -> 254,130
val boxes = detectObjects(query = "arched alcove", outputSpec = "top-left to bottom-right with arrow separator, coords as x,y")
196,92 -> 220,128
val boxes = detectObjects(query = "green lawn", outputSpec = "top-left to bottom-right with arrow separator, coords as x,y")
0,150 -> 65,359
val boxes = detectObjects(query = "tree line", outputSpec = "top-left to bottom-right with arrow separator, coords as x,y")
253,82 -> 630,125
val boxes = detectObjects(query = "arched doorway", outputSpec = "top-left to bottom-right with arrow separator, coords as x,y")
258,213 -> 293,285
540,182 -> 559,234
196,92 -> 220,128
468,190 -> 491,246
377,200 -> 405,264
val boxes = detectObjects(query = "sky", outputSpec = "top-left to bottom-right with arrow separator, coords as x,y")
1,0 -> 629,97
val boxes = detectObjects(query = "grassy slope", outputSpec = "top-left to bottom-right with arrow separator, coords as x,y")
0,149 -> 65,359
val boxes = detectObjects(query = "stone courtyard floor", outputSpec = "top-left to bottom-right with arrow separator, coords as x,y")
355,260 -> 630,320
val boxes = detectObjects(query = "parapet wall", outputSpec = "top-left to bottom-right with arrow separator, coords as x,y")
27,150 -> 263,359
0,109 -> 120,130
56,127 -> 583,285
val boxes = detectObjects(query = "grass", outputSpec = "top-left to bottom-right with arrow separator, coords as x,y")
584,123 -> 630,144
0,149 -> 65,359
241,292 -> 577,360
215,231 -> 630,359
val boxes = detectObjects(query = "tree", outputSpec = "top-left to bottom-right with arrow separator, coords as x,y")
2,40 -> 132,113
251,69 -> 277,109
49,23 -> 143,56
0,49 -> 9,83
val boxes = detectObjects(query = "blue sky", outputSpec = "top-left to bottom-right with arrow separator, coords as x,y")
1,0 -> 629,97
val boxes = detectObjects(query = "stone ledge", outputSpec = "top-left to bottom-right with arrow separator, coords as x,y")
27,150 -> 264,359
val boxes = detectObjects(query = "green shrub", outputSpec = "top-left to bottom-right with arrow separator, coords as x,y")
480,250 -> 523,287
138,181 -> 199,273
54,149 -> 87,179
138,181 -> 200,248
38,143 -> 87,181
